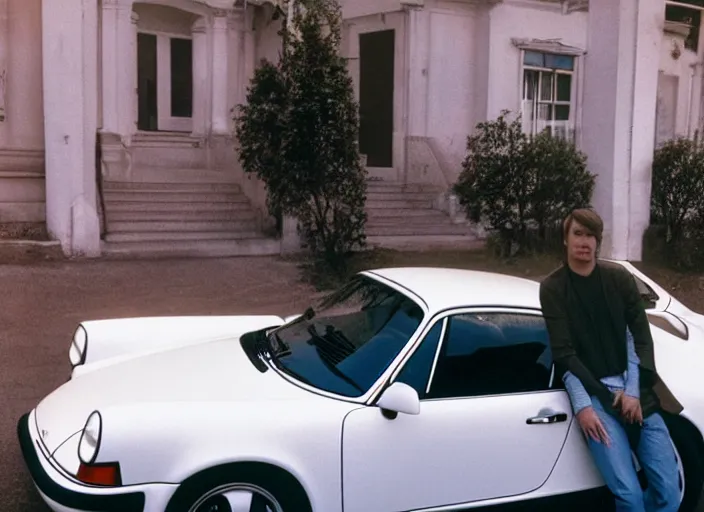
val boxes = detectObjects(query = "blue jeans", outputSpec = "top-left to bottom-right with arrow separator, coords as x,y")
587,396 -> 681,512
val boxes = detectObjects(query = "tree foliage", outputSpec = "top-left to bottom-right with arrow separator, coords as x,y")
453,110 -> 595,257
234,0 -> 367,271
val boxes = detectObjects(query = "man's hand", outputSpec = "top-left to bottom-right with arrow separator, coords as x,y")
576,407 -> 610,446
618,394 -> 643,425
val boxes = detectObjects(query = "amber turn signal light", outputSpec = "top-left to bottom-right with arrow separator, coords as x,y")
76,461 -> 122,486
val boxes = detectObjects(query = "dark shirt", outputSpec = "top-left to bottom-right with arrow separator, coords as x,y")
567,265 -> 627,378
539,260 -> 683,418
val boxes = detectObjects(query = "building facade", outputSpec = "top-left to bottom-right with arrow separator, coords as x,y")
0,0 -> 697,259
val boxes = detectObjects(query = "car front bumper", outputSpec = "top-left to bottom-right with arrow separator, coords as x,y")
17,410 -> 177,512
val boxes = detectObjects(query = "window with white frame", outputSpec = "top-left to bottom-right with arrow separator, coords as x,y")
521,51 -> 576,141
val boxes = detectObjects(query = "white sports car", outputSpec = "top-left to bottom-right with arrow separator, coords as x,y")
17,261 -> 704,512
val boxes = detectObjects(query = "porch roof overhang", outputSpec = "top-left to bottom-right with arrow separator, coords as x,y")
511,37 -> 585,55
564,0 -> 704,13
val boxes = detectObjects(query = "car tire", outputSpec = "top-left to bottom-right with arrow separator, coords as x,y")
661,413 -> 704,512
165,462 -> 313,512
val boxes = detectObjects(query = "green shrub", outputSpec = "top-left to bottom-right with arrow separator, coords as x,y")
234,60 -> 287,233
651,136 -> 704,245
453,110 -> 595,257
234,0 -> 367,272
526,129 -> 595,247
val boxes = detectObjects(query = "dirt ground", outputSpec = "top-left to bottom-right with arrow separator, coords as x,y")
0,256 -> 315,511
1,251 -> 702,511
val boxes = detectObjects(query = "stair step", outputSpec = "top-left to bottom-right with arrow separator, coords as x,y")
367,208 -> 442,217
366,234 -> 482,251
108,220 -> 255,233
106,210 -> 256,222
104,201 -> 252,213
366,199 -> 433,209
103,181 -> 241,192
101,238 -> 281,259
366,224 -> 471,236
130,168 -> 238,183
103,191 -> 249,203
366,181 -> 442,193
105,231 -> 265,243
367,215 -> 454,226
366,191 -> 436,201
131,132 -> 204,148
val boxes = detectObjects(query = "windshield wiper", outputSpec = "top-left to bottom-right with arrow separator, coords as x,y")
268,330 -> 290,357
306,325 -> 365,394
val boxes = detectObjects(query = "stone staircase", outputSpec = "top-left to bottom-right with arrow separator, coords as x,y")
364,180 -> 481,250
99,180 -> 280,259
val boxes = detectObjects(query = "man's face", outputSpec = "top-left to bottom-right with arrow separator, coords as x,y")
565,219 -> 598,263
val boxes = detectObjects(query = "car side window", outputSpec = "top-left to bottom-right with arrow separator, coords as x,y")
426,312 -> 556,400
394,320 -> 444,398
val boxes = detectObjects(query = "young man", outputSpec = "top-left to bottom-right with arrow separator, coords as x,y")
539,208 -> 683,512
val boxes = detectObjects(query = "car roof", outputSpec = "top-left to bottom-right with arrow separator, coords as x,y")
362,267 -> 544,313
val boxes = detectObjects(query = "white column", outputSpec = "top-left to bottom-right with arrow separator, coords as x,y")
192,17 -> 208,136
42,0 -> 100,256
131,11 -> 139,135
211,9 -> 230,135
405,7 -> 430,137
0,0 -> 8,123
117,3 -> 135,137
580,0 -> 665,261
101,2 -> 118,133
238,12 -> 254,112
101,0 -> 134,137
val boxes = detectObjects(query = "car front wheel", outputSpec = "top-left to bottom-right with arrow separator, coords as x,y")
165,463 -> 312,512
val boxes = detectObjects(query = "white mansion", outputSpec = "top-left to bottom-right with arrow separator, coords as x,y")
0,0 -> 699,258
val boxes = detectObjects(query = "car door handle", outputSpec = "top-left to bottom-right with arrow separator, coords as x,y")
526,412 -> 568,424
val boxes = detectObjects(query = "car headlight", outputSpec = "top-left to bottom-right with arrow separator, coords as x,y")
69,325 -> 87,367
78,411 -> 102,464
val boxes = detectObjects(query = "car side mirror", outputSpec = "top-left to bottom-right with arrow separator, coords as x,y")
377,382 -> 420,419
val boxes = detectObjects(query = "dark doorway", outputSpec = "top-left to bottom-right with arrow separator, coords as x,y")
170,37 -> 193,118
137,33 -> 158,131
358,29 -> 395,168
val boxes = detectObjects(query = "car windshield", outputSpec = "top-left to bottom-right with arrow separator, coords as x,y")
267,275 -> 425,397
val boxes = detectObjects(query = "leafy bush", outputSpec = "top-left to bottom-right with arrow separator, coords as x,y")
643,136 -> 704,270
526,130 -> 594,247
234,0 -> 367,272
651,136 -> 704,246
453,111 -> 530,256
281,0 -> 367,269
234,60 -> 287,231
453,110 -> 595,257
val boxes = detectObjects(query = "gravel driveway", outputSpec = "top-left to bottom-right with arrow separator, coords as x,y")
1,256 -> 701,511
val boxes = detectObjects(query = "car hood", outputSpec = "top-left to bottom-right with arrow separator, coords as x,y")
34,336 -> 316,454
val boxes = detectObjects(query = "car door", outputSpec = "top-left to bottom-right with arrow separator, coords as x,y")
341,308 -> 575,512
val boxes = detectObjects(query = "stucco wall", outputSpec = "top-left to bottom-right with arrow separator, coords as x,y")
0,0 -> 45,224
255,14 -> 283,64
133,3 -> 198,35
658,31 -> 698,139
425,1 -> 476,173
483,1 -> 588,121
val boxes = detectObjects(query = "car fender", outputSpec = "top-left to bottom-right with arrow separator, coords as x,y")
93,400 -> 360,512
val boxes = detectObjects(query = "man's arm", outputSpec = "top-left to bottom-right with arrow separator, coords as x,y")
563,332 -> 639,412
620,269 -> 657,386
540,280 -> 613,406
624,328 -> 640,399
562,370 -> 592,415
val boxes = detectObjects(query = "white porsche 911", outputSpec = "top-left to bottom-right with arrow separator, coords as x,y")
17,261 -> 704,512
